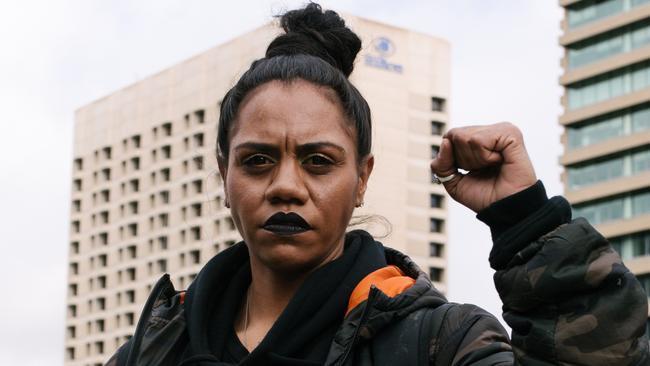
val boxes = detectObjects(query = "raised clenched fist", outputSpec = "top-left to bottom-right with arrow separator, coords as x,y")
430,122 -> 537,213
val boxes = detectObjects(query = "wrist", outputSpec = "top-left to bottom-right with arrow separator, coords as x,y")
477,180 -> 547,241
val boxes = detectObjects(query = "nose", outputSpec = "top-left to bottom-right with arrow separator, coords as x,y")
265,158 -> 309,206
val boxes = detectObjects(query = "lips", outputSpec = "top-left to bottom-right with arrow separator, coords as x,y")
263,212 -> 312,236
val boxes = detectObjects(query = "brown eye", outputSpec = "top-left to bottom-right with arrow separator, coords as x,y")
303,154 -> 333,166
243,155 -> 273,166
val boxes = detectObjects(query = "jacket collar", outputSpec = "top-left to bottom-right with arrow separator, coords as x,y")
325,247 -> 447,366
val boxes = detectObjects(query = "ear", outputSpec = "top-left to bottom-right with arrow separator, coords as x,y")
356,154 -> 374,205
217,155 -> 230,208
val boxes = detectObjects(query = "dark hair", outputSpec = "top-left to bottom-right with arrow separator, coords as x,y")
216,2 -> 371,163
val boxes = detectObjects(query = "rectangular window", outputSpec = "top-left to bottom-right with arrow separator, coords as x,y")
67,325 -> 76,339
161,145 -> 172,159
190,250 -> 201,264
130,157 -> 140,171
429,218 -> 443,233
431,145 -> 439,159
431,97 -> 445,112
96,319 -> 105,332
99,232 -> 108,246
567,61 -> 650,110
100,210 -> 109,224
97,275 -> 106,289
157,236 -> 168,250
125,312 -> 135,326
567,0 -> 624,29
97,297 -> 106,310
127,245 -> 137,259
431,121 -> 444,135
632,191 -> 650,216
428,267 -> 443,282
193,133 -> 204,147
131,135 -> 141,148
191,202 -> 202,217
101,168 -> 111,181
159,213 -> 169,228
71,220 -> 81,234
157,259 -> 167,273
573,197 -> 625,225
74,158 -> 83,171
161,168 -> 171,182
162,122 -> 172,137
195,109 -> 205,124
128,223 -> 138,237
567,155 -> 624,189
193,155 -> 204,171
102,146 -> 112,160
71,241 -> 79,254
98,254 -> 107,268
128,200 -> 139,214
191,226 -> 202,241
68,304 -> 77,318
429,242 -> 443,257
192,179 -> 203,194
73,179 -> 82,192
430,194 -> 443,208
129,179 -> 139,193
94,341 -> 105,356
66,347 -> 75,360
101,189 -> 110,203
125,289 -> 135,303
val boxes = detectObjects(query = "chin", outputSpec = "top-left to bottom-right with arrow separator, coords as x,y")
252,242 -> 330,275
256,244 -> 326,275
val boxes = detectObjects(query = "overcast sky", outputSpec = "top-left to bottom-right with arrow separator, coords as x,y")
0,1 -> 562,364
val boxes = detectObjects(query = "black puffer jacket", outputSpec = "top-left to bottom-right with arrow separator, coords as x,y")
106,182 -> 649,365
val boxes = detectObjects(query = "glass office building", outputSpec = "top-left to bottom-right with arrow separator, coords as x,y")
560,0 -> 650,335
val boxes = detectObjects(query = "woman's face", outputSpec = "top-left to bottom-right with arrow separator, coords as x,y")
220,79 -> 373,274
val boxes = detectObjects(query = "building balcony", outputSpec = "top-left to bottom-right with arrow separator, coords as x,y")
561,88 -> 650,125
561,129 -> 650,165
560,2 -> 650,45
592,212 -> 650,239
561,46 -> 650,85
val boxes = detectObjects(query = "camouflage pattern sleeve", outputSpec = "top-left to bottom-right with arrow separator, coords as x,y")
431,303 -> 514,366
494,218 -> 649,365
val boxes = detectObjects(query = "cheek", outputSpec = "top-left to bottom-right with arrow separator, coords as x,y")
310,173 -> 358,220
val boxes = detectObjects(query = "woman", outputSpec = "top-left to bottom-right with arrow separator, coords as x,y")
106,3 -> 649,366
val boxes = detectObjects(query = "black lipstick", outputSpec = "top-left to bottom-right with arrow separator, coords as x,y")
263,212 -> 311,236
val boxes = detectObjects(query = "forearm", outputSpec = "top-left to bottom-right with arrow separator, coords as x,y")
480,182 -> 649,365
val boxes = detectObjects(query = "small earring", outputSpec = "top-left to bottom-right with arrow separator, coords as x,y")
356,201 -> 364,208
224,198 -> 230,208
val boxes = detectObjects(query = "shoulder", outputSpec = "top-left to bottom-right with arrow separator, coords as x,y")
104,275 -> 187,366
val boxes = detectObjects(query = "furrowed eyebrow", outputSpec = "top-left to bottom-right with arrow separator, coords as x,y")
296,142 -> 346,156
234,141 -> 346,156
233,142 -> 278,154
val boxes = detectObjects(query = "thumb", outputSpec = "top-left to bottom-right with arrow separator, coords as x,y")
430,138 -> 457,176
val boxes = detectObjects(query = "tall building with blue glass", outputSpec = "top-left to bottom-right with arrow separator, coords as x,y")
560,0 -> 650,335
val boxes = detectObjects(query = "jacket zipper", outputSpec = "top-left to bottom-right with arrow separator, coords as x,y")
336,285 -> 378,366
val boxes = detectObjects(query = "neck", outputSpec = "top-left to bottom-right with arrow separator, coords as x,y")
249,261 -> 308,322
234,257 -> 310,351
235,244 -> 345,351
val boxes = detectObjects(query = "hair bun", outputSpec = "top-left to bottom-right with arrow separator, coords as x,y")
266,3 -> 361,77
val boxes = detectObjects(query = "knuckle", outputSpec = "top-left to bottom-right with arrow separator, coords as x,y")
499,121 -> 521,134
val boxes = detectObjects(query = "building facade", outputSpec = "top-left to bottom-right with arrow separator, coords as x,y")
559,0 -> 650,334
64,15 -> 450,365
